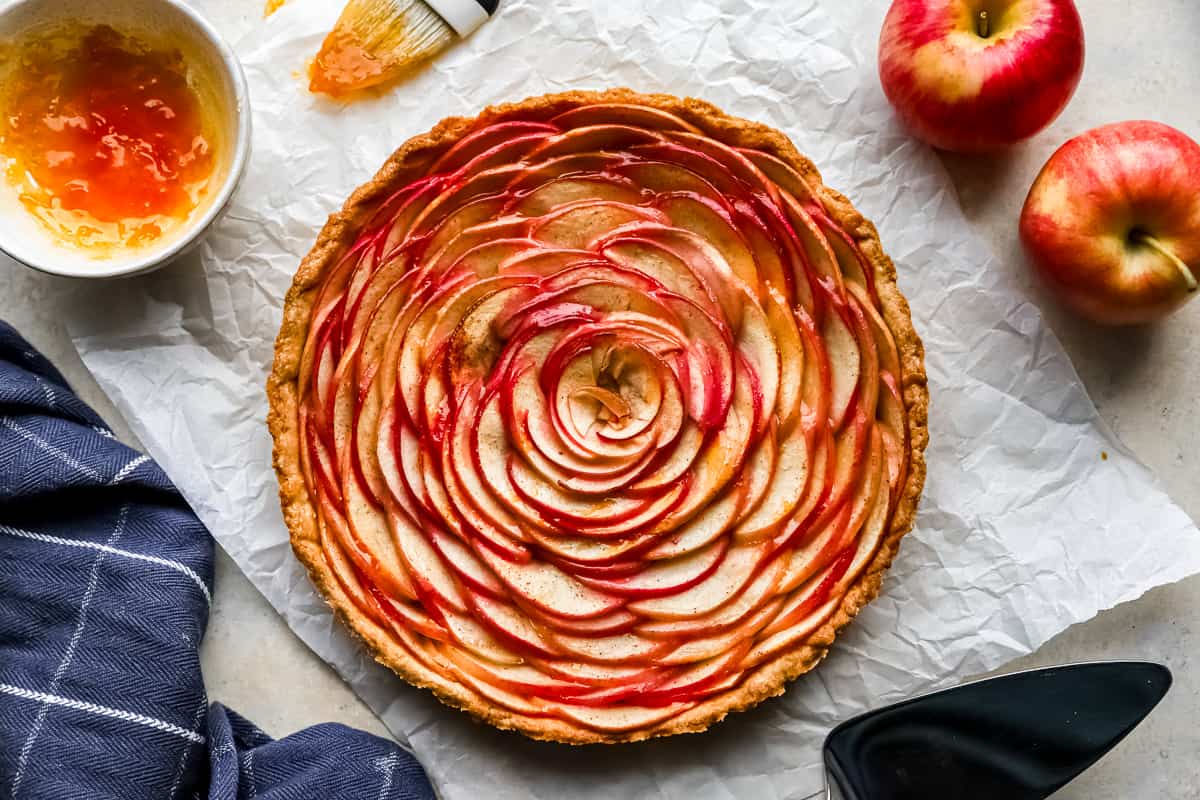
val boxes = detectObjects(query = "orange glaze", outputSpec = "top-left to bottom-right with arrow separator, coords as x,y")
0,25 -> 215,249
308,32 -> 387,97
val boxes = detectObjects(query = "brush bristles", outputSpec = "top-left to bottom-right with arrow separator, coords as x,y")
310,0 -> 456,97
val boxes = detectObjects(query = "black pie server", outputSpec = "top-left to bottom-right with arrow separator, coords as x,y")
822,661 -> 1171,800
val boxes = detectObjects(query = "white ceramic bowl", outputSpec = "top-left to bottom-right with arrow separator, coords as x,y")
0,0 -> 250,278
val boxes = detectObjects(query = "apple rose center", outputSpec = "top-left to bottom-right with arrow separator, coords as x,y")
294,103 -> 911,735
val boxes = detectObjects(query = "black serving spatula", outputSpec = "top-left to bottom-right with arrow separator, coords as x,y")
822,661 -> 1171,800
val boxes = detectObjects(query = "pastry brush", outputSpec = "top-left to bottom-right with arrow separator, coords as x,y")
310,0 -> 499,97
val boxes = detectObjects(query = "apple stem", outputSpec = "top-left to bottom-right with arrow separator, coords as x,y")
977,10 -> 990,38
1132,231 -> 1198,292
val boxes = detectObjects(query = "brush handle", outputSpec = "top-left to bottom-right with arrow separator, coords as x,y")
425,0 -> 497,37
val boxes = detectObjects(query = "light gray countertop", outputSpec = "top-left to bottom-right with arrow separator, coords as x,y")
1,1 -> 1197,796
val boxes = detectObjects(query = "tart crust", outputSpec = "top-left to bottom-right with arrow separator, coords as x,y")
268,88 -> 929,744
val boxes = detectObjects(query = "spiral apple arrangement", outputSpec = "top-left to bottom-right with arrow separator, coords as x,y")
277,96 -> 925,740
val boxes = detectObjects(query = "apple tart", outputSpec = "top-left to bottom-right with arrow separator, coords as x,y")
269,89 -> 928,743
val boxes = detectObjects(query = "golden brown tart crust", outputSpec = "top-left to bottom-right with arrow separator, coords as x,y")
268,88 -> 929,744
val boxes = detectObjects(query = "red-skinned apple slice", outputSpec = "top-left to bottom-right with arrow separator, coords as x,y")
449,661 -> 553,717
428,527 -> 506,599
528,607 -> 640,638
735,422 -> 809,541
390,511 -> 470,613
628,542 -> 766,620
474,539 -> 625,621
653,600 -> 779,666
445,648 -> 591,700
556,702 -> 695,733
547,631 -> 675,664
513,177 -> 643,217
534,659 -> 658,686
526,124 -> 664,161
636,556 -> 786,640
531,201 -> 667,250
467,591 -> 563,659
656,193 -> 761,291
430,120 -> 558,173
550,103 -> 702,134
646,485 -> 743,561
744,596 -> 840,669
578,539 -> 728,599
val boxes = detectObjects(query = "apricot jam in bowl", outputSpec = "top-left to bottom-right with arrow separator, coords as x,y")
0,0 -> 249,278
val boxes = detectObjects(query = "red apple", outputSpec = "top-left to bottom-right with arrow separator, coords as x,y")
1020,121 -> 1200,324
878,0 -> 1085,152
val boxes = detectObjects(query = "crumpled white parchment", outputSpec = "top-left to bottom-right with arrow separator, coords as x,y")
64,1 -> 1200,798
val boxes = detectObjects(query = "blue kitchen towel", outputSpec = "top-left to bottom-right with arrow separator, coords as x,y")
0,321 -> 435,800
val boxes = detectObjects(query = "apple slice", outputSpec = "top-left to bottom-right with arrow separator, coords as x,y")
653,599 -> 779,665
430,120 -> 558,174
331,472 -> 419,603
531,200 -> 666,250
847,282 -> 902,388
725,424 -> 777,525
759,544 -> 857,644
390,511 -> 469,613
657,194 -> 760,291
646,480 -> 742,560
547,631 -> 674,664
417,163 -> 527,228
662,132 -> 782,204
447,386 -> 533,551
474,540 -> 625,620
735,301 -> 780,439
425,227 -> 532,280
555,702 -> 694,733
319,517 -> 383,621
831,445 -> 894,596
375,177 -> 449,264
616,224 -> 755,330
535,659 -> 657,686
628,543 -> 766,620
530,608 -> 640,638
743,597 -> 840,670
629,422 -> 704,492
513,177 -> 643,217
781,193 -> 844,298
734,421 -> 809,541
777,428 -> 881,593
764,285 -> 805,436
823,304 -> 862,431
578,540 -> 728,599
526,124 -> 663,160
450,661 -> 552,717
616,159 -> 718,199
637,556 -> 786,640
876,372 -> 909,504
636,646 -> 749,706
446,649 -> 591,700
820,215 -> 876,299
531,532 -> 658,572
443,132 -> 561,187
550,103 -> 702,133
428,527 -> 505,598
368,580 -> 452,643
629,141 -> 748,200
468,591 -> 562,659
438,606 -> 526,666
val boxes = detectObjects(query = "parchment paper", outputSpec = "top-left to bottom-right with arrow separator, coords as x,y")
65,1 -> 1200,798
